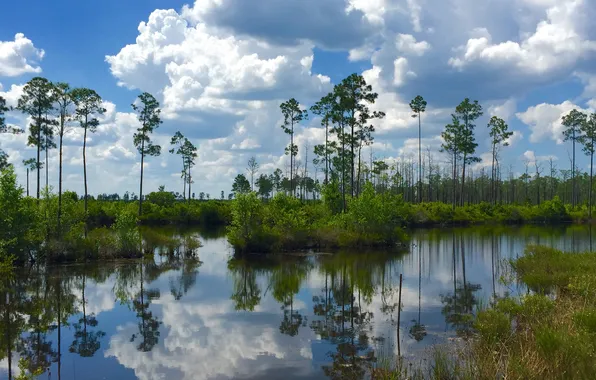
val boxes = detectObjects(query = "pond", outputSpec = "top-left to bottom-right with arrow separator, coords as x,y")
0,225 -> 594,380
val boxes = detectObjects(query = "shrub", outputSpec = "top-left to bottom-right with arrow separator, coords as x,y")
112,209 -> 141,257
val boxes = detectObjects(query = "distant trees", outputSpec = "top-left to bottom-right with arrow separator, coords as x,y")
132,93 -> 162,216
169,131 -> 197,203
256,174 -> 274,199
232,174 -> 251,196
280,98 -> 307,196
581,113 -> 596,218
22,158 -> 37,197
17,77 -> 55,200
72,88 -> 105,215
52,82 -> 74,235
410,95 -> 427,203
454,99 -> 482,206
0,95 -> 16,171
246,156 -> 259,191
562,109 -> 587,208
487,116 -> 512,204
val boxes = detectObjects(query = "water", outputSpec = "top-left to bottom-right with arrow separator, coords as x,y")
0,225 -> 594,380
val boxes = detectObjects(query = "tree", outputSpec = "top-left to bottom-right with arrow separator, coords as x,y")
71,88 -> 105,216
487,116 -> 513,204
441,116 -> 463,209
280,98 -> 307,196
256,174 -> 274,199
336,73 -> 384,198
562,109 -> 587,208
221,190 -> 224,200
454,99 -> 483,206
169,131 -> 187,199
0,166 -> 35,263
410,95 -> 427,203
51,82 -> 74,236
232,174 -> 251,196
169,132 -> 197,203
132,93 -> 162,216
22,158 -> 38,197
17,77 -> 55,200
581,113 -> 596,218
246,156 -> 259,191
0,96 -> 22,170
311,93 -> 335,184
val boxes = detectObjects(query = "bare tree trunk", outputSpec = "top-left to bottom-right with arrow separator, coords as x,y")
58,117 -> 64,237
591,148 -> 594,219
139,138 -> 145,216
83,123 -> 89,214
461,154 -> 467,207
418,112 -> 422,203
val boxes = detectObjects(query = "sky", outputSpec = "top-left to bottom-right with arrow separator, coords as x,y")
1,0 -> 596,197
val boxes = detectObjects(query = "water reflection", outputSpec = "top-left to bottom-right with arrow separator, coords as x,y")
0,225 -> 594,380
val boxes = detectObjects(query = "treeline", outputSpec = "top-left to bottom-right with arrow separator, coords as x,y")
227,73 -> 596,215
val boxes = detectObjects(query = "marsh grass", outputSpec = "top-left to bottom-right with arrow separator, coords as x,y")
375,245 -> 596,380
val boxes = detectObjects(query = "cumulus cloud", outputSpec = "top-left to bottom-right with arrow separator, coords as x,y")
0,33 -> 45,77
4,0 -> 596,196
516,101 -> 585,144
448,0 -> 596,73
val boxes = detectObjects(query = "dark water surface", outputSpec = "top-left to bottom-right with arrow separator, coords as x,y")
1,225 -> 594,380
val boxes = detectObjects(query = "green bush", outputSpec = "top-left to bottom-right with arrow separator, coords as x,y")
112,209 -> 142,257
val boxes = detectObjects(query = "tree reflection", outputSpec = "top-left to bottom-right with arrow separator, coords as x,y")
440,233 -> 482,338
310,251 -> 395,379
69,271 -> 106,358
409,243 -> 426,342
130,261 -> 162,352
271,258 -> 311,337
228,258 -> 262,311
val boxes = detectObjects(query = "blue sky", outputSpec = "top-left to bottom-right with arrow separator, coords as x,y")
1,0 -> 596,196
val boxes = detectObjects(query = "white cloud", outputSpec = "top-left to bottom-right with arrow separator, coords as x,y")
0,33 -> 44,77
505,130 -> 524,147
396,34 -> 430,56
488,98 -> 518,122
448,0 -> 596,75
516,100 -> 585,144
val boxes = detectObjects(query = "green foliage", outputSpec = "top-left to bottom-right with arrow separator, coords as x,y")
227,182 -> 409,253
0,166 -> 36,263
146,189 -> 176,207
112,209 -> 141,257
231,174 -> 251,196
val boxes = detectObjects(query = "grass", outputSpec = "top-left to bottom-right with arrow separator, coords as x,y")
373,245 -> 596,380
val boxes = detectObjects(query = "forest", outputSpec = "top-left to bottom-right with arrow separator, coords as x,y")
1,73 -> 596,262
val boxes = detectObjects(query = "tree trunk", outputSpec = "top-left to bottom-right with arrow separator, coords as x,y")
325,121 -> 329,185
83,121 -> 89,215
350,114 -> 355,199
418,112 -> 422,203
452,152 -> 457,210
58,118 -> 64,237
36,111 -> 41,202
45,133 -> 49,191
590,148 -> 594,219
26,168 -> 29,197
356,143 -> 362,196
183,157 -> 187,200
188,158 -> 192,203
572,133 -> 576,207
491,144 -> 496,205
461,154 -> 467,207
290,121 -> 294,197
139,138 -> 145,216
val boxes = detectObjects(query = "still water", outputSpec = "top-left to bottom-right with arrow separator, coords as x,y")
0,225 -> 593,380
